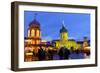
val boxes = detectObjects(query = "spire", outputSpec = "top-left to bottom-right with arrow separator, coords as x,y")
60,20 -> 68,33
62,20 -> 65,28
62,20 -> 65,25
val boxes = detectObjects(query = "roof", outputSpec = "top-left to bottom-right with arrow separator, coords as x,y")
52,39 -> 60,42
60,24 -> 67,33
68,39 -> 75,41
29,19 -> 40,27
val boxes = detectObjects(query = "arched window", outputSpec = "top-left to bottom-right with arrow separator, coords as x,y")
31,29 -> 35,37
32,40 -> 35,44
36,30 -> 40,37
28,30 -> 30,37
36,40 -> 39,44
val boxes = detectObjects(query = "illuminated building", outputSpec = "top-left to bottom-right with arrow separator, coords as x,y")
52,21 -> 81,50
82,37 -> 90,50
24,16 -> 42,61
24,16 -> 53,61
25,18 -> 41,50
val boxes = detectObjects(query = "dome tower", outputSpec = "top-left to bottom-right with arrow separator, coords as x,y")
27,14 -> 41,45
60,21 -> 68,41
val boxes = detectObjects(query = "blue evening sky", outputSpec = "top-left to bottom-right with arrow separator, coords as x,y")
24,11 -> 90,41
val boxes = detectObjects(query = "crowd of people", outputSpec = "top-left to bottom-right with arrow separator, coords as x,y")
25,46 -> 90,61
36,47 -> 90,60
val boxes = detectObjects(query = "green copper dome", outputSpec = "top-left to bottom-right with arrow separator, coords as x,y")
60,25 -> 68,33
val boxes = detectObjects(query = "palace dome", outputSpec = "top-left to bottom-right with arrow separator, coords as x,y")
60,25 -> 67,33
29,19 -> 40,27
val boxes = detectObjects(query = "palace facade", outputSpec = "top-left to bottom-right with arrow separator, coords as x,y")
52,22 -> 81,50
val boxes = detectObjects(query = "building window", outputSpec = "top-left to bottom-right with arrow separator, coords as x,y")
31,29 -> 35,37
32,40 -> 35,44
36,40 -> 40,44
36,30 -> 40,37
28,30 -> 30,37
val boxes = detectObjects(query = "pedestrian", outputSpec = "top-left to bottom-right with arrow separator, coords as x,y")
48,48 -> 53,60
38,47 -> 46,61
58,47 -> 64,60
63,47 -> 70,59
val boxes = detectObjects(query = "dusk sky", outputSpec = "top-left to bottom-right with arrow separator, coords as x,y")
24,11 -> 90,41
